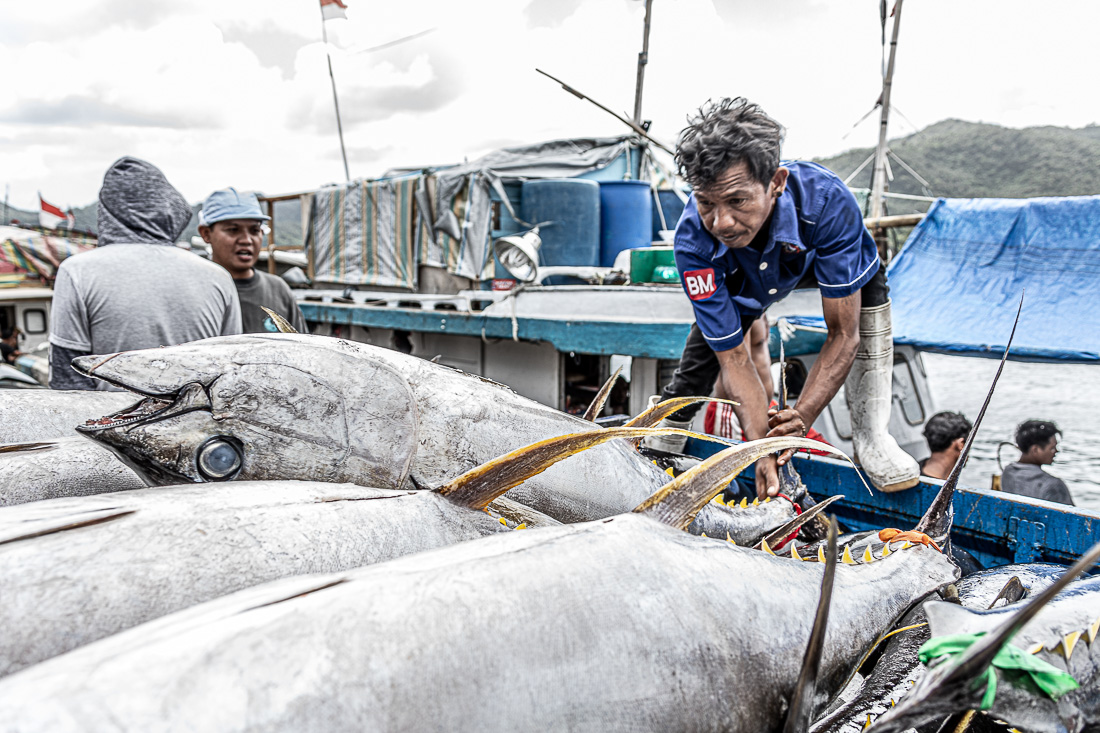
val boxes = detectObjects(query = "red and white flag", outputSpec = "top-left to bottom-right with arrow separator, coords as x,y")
320,0 -> 347,21
39,195 -> 66,230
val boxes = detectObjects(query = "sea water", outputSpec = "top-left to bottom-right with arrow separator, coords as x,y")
922,353 -> 1100,513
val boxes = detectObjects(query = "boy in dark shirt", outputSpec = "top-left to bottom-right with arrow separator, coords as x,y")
199,188 -> 308,334
1001,419 -> 1073,505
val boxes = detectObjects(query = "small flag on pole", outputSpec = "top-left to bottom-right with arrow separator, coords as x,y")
39,195 -> 66,230
321,0 -> 347,21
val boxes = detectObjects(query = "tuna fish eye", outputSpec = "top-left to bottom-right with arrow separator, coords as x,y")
196,438 -> 243,481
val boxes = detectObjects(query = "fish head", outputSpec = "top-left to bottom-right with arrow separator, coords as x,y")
74,335 -> 419,488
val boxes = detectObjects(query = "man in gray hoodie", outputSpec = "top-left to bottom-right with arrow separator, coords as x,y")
48,157 -> 242,390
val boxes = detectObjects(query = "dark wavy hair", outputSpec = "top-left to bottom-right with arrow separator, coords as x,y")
923,411 -> 972,453
675,98 -> 785,190
1016,419 -> 1061,453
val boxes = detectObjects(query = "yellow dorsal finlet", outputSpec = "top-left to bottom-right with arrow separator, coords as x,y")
1027,642 -> 1044,655
818,546 -> 827,563
739,497 -> 748,509
514,523 -> 526,530
499,517 -> 508,526
880,544 -> 892,558
841,546 -> 856,565
790,544 -> 803,561
1088,615 -> 1100,644
761,539 -> 775,556
862,546 -> 875,563
752,497 -> 759,506
665,467 -> 676,477
713,494 -> 726,506
1058,631 -> 1083,660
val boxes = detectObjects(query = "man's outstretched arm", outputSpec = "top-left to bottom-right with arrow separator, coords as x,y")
716,345 -> 778,498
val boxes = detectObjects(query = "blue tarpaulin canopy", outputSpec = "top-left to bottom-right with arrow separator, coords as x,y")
887,196 -> 1100,363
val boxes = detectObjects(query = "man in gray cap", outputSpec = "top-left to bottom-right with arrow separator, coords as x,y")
49,157 -> 242,390
198,188 -> 307,334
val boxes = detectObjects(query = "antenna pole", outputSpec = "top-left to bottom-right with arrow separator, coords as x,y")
320,8 -> 351,182
632,0 -> 654,124
870,0 -> 902,221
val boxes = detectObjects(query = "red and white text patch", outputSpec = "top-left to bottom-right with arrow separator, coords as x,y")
683,268 -> 717,300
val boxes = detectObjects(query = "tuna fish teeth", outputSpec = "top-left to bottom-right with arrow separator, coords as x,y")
841,546 -> 856,565
761,539 -> 776,556
818,546 -> 827,563
1088,615 -> 1100,644
790,545 -> 803,561
862,546 -> 875,563
1058,631 -> 1083,660
739,498 -> 748,509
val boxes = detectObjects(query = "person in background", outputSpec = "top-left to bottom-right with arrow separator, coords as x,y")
1,326 -> 22,364
919,411 -> 972,480
48,157 -> 242,390
198,188 -> 307,334
1001,419 -> 1073,505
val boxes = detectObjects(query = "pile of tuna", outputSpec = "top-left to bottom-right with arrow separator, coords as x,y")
1,333 -> 1098,732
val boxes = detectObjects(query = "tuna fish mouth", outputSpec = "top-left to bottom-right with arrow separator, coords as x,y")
76,383 -> 213,435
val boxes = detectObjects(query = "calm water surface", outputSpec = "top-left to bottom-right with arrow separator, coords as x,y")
922,353 -> 1100,513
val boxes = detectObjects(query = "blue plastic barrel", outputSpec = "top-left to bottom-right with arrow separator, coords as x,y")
651,189 -> 687,241
600,180 -> 653,267
521,179 -> 601,280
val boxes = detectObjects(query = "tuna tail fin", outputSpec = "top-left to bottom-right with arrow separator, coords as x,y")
436,426 -> 689,510
872,535 -> 1100,733
624,396 -> 739,428
783,516 -> 838,733
260,307 -> 298,334
582,365 -> 622,421
634,437 -> 853,531
914,293 -> 1023,546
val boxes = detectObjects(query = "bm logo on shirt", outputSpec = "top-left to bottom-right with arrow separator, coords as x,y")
683,268 -> 717,300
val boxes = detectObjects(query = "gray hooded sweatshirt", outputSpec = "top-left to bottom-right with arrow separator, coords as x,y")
49,157 -> 241,390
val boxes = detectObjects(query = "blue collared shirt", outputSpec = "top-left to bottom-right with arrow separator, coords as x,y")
673,160 -> 879,351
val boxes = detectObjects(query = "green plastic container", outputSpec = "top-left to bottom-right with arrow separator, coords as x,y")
629,247 -> 679,284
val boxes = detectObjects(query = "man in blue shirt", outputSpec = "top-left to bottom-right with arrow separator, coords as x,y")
651,98 -> 919,497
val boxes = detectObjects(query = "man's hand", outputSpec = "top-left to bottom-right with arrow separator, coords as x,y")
767,407 -> 807,465
755,454 -> 780,499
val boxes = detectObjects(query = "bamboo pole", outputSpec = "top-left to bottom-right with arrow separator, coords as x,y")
869,0 -> 903,221
632,0 -> 653,125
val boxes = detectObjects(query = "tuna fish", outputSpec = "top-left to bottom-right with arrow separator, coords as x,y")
873,540 -> 1100,733
0,390 -> 133,444
0,437 -> 144,506
0,436 -> 957,732
69,333 -> 799,543
0,427 -> 690,676
811,563 -> 1064,732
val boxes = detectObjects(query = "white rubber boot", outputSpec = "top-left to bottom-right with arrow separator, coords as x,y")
844,301 -> 920,492
642,395 -> 691,454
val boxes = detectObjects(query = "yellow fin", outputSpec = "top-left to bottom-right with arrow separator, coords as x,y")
739,497 -> 748,509
752,497 -> 759,506
665,466 -> 676,477
1059,631 -> 1083,660
863,715 -> 872,731
841,546 -> 856,565
881,544 -> 892,557
701,532 -> 708,538
790,544 -> 802,561
818,546 -> 827,563
713,494 -> 726,506
761,539 -> 775,556
726,532 -> 733,542
863,546 -> 875,563
1088,615 -> 1100,644
499,517 -> 508,526
764,497 -> 771,503
1027,642 -> 1044,654
514,523 -> 526,530
901,541 -> 912,549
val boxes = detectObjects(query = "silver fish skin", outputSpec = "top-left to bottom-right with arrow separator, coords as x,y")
811,563 -> 1065,733
0,480 -> 549,676
0,513 -> 959,733
886,575 -> 1100,733
71,334 -> 785,540
0,437 -> 144,506
0,390 -> 133,444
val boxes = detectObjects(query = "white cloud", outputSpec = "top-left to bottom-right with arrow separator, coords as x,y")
1,0 -> 1097,211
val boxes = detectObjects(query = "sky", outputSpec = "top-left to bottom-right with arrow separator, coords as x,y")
1,0 -> 1097,211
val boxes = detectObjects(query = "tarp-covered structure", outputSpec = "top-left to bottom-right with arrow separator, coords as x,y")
0,226 -> 93,287
888,196 -> 1100,363
307,136 -> 652,289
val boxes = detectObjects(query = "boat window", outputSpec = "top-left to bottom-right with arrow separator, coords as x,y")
23,308 -> 47,335
892,355 -> 925,426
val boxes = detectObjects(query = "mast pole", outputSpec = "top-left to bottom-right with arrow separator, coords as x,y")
320,7 -> 351,183
632,0 -> 654,124
870,0 -> 903,221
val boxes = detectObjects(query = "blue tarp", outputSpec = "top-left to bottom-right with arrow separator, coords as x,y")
888,196 -> 1100,363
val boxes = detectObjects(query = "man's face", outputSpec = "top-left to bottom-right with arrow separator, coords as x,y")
201,219 -> 264,278
1035,435 -> 1059,465
694,161 -> 788,249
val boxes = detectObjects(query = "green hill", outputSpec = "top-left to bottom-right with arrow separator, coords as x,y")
815,119 -> 1100,199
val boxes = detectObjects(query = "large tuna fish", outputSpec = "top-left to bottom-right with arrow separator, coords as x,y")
0,437 -> 144,506
0,436 -> 958,733
873,541 -> 1100,733
68,333 -> 797,542
0,428 -> 679,676
0,390 -> 133,444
